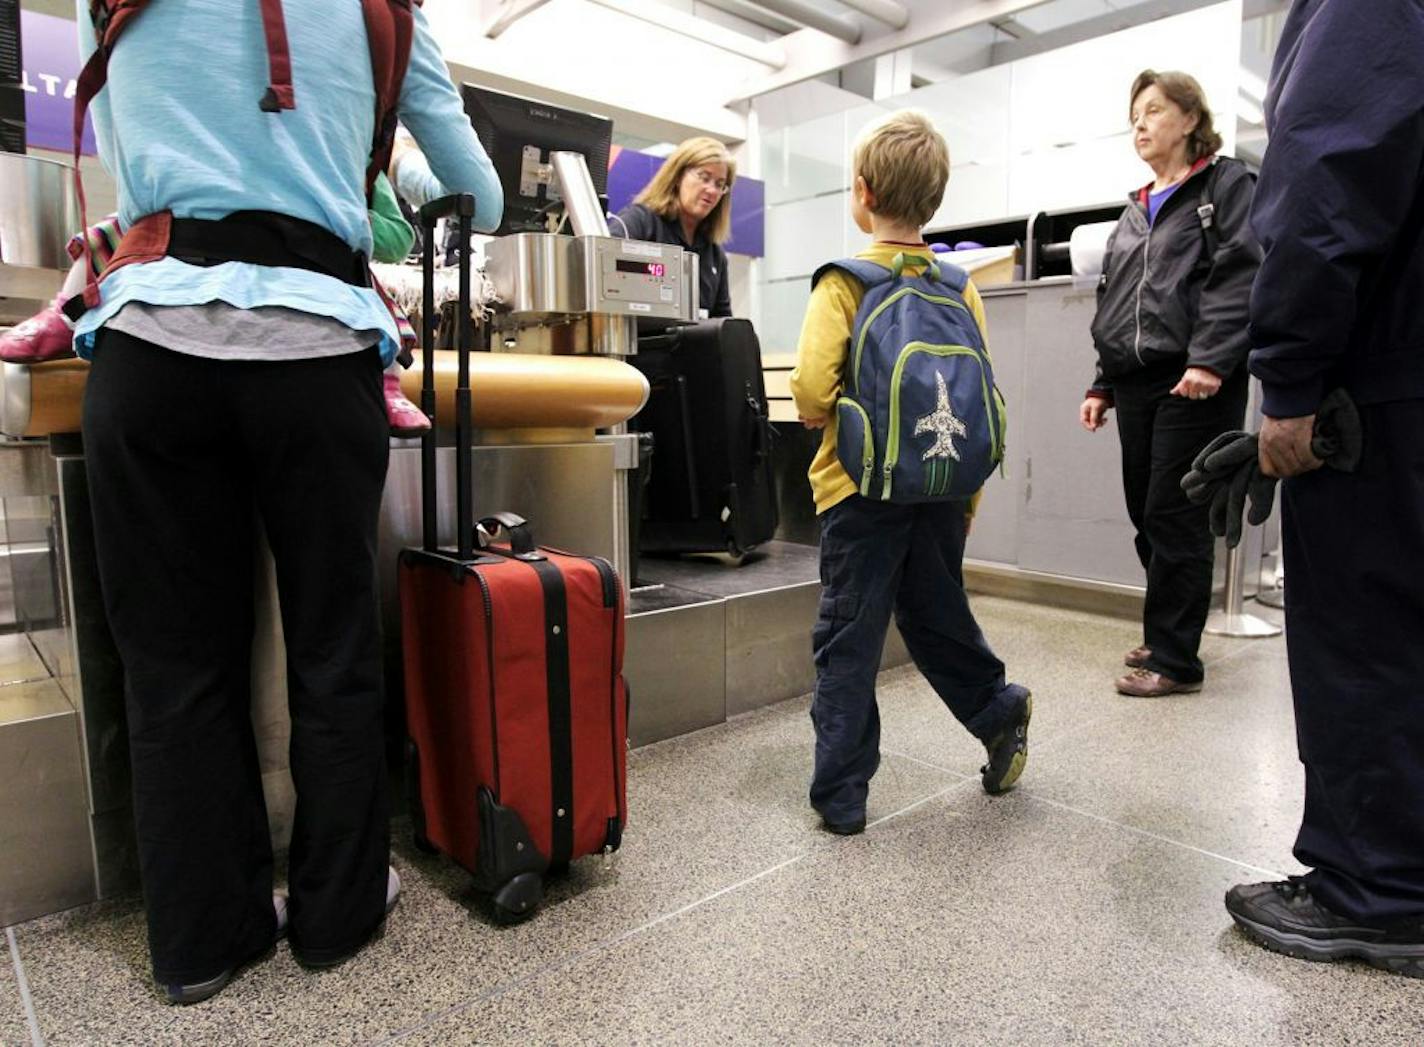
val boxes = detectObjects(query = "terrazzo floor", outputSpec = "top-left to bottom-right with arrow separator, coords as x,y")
5,595 -> 1422,1046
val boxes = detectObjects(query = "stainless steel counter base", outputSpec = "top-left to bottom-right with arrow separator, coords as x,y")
0,670 -> 93,927
626,542 -> 911,748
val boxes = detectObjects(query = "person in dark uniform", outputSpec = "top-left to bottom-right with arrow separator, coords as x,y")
1080,70 -> 1261,698
614,136 -> 735,318
1222,0 -> 1424,977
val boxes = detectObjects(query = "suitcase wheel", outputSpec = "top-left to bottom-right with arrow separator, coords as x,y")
490,872 -> 543,925
405,738 -> 439,855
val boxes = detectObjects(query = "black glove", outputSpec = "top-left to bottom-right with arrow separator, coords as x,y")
1182,389 -> 1364,549
1182,430 -> 1255,510
1212,457 -> 1256,548
1311,387 -> 1364,471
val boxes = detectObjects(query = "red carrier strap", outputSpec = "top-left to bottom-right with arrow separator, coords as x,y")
71,0 -> 417,311
73,0 -> 151,307
362,0 -> 415,199
257,0 -> 297,113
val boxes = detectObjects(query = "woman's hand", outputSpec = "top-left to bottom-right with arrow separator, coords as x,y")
1080,397 -> 1110,432
800,415 -> 827,430
1170,366 -> 1223,400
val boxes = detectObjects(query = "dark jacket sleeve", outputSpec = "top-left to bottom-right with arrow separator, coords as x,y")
711,244 -> 733,318
1087,220 -> 1121,402
614,203 -> 659,242
1186,161 -> 1260,378
1248,0 -> 1424,417
1086,362 -> 1114,403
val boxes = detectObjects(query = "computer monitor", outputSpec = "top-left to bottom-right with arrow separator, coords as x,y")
461,85 -> 614,236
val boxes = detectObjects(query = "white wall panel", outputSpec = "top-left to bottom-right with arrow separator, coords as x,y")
763,191 -> 854,281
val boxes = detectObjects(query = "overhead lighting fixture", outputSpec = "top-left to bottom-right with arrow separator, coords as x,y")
586,0 -> 789,68
483,0 -> 555,38
733,0 -> 862,44
837,0 -> 909,31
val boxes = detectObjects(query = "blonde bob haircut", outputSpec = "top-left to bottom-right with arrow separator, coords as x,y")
633,136 -> 738,245
852,109 -> 950,229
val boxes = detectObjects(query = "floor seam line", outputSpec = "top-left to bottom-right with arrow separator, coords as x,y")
1203,637 -> 1281,672
881,747 -> 973,780
377,765 -> 989,1044
865,778 -> 979,829
374,853 -> 810,1045
1024,793 -> 1288,879
6,927 -> 44,1047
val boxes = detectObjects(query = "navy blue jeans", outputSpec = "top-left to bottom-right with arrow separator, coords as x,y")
810,496 -> 1022,823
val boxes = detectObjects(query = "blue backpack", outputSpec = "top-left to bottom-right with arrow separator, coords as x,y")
812,252 -> 1007,503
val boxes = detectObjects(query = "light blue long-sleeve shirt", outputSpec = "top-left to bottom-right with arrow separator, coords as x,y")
73,0 -> 502,365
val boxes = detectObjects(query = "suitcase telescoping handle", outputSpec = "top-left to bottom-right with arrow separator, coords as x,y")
418,194 -> 476,560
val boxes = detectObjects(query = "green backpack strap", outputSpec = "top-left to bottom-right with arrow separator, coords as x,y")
889,251 -> 941,282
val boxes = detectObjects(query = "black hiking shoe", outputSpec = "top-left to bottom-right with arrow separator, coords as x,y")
820,815 -> 866,837
980,687 -> 1032,796
1225,877 -> 1424,978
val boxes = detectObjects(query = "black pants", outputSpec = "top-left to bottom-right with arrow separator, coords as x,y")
1283,400 -> 1424,923
1113,365 -> 1248,682
82,330 -> 391,983
810,496 -> 1023,823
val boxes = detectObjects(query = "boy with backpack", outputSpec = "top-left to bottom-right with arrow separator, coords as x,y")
790,110 -> 1032,836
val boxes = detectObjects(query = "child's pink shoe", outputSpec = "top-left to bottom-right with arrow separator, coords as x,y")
384,373 -> 431,436
0,297 -> 75,364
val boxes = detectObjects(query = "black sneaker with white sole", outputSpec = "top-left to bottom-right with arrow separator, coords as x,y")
980,686 -> 1032,795
1226,877 -> 1424,979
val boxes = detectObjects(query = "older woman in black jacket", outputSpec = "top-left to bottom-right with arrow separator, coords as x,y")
1080,70 -> 1261,698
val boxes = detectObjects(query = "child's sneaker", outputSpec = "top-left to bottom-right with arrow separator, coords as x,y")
980,686 -> 1032,795
384,372 -> 430,436
820,815 -> 866,837
0,296 -> 74,364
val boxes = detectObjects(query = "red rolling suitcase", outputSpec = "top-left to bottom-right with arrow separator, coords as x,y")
398,195 -> 628,923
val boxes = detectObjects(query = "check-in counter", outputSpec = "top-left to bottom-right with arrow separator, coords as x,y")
0,348 -> 650,915
965,278 -> 1144,593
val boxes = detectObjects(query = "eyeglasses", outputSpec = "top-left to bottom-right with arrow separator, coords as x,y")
689,168 -> 731,195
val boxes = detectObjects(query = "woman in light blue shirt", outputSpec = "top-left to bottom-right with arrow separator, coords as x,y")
74,0 -> 501,1004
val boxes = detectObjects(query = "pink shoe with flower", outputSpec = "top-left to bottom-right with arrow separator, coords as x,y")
384,373 -> 430,436
0,296 -> 75,364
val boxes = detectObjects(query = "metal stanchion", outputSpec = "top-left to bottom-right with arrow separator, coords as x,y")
1205,541 -> 1282,636
1257,561 -> 1286,609
1204,376 -> 1282,637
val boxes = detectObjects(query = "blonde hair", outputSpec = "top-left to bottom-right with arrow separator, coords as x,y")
852,109 -> 950,228
1130,70 -> 1222,162
634,136 -> 737,244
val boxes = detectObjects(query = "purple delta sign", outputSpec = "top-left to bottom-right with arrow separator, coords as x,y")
19,10 -> 95,155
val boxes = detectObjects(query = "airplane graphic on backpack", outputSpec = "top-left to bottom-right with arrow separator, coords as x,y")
812,252 -> 1007,503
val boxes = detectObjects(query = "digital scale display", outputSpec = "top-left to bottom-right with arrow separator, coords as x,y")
615,258 -> 667,278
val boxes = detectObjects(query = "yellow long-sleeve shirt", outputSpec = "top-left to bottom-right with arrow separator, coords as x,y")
789,242 -> 992,514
